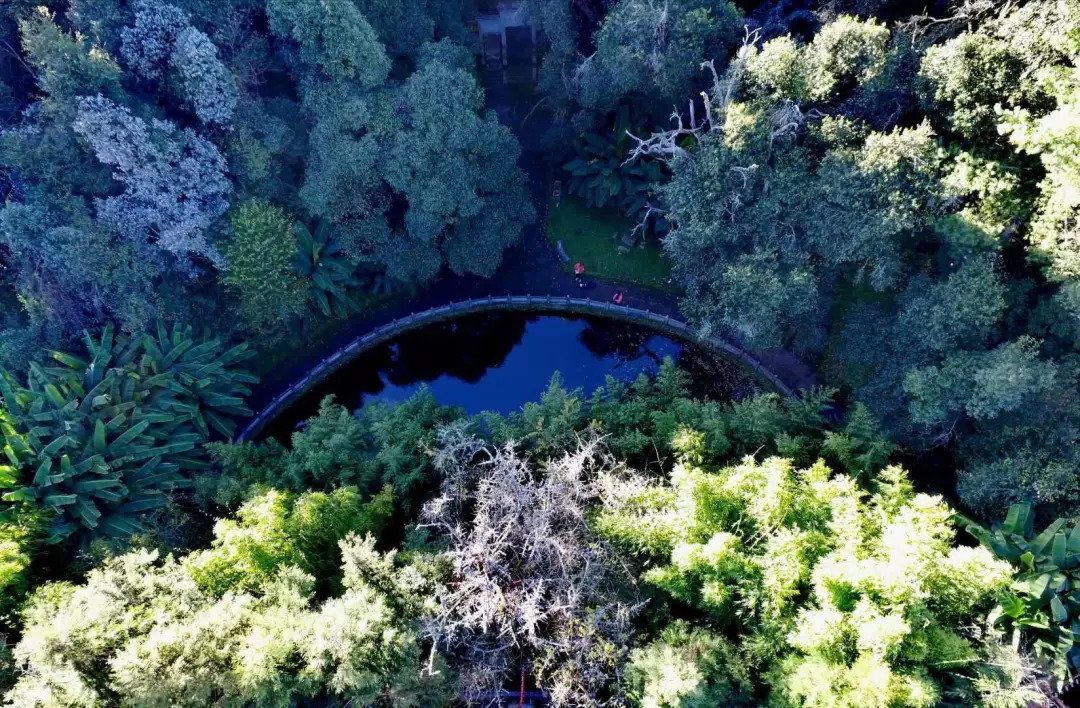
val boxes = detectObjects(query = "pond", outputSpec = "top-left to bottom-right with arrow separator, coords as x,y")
262,312 -> 759,442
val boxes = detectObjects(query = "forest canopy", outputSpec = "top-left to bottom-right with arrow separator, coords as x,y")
0,0 -> 1078,705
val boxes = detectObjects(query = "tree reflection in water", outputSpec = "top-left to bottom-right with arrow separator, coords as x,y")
264,313 -> 754,441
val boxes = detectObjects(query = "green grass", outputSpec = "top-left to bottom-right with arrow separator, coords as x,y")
546,196 -> 675,291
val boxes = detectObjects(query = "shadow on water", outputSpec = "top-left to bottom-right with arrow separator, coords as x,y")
262,312 -> 758,443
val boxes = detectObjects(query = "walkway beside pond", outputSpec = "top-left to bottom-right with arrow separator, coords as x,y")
243,78 -> 817,439
239,293 -> 814,441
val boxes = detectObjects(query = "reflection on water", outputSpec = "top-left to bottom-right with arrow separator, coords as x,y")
263,313 -> 755,441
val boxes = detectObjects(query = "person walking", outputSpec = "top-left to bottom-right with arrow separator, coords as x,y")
574,262 -> 586,288
612,290 -> 624,305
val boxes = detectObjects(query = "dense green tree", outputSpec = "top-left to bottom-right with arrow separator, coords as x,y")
20,8 -> 123,102
904,337 -> 1058,428
6,525 -> 449,706
0,193 -> 160,337
266,0 -> 390,86
805,14 -> 890,100
894,257 -> 1005,356
917,31 -> 1025,139
222,202 -> 309,331
596,437 -> 1026,706
204,390 -> 463,516
184,486 -> 394,598
625,621 -> 754,706
381,56 -> 534,280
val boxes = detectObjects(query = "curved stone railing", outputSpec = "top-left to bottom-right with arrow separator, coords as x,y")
236,294 -> 797,441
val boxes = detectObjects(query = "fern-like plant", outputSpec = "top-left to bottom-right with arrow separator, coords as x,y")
0,324 -> 257,542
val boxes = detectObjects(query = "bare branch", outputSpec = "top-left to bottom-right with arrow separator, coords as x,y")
421,427 -> 642,704
622,26 -> 762,165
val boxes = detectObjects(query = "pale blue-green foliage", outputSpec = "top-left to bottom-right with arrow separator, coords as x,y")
170,26 -> 237,124
5,531 -> 449,706
72,95 -> 230,268
596,445 -> 1013,707
120,0 -> 237,124
120,0 -> 188,79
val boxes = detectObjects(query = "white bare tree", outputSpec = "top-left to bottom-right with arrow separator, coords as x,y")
421,423 -> 642,707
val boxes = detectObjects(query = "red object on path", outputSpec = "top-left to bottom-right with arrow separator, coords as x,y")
574,262 -> 585,275
613,292 -> 624,305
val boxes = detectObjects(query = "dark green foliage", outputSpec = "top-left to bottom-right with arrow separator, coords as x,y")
563,105 -> 666,223
484,359 -> 892,478
204,390 -> 463,517
292,222 -> 364,318
0,324 -> 256,542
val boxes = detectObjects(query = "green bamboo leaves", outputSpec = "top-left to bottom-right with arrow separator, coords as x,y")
0,323 -> 257,543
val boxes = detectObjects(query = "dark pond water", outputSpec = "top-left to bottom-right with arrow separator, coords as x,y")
263,312 -> 758,442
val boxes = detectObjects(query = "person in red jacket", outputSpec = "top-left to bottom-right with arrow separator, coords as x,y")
612,291 -> 624,305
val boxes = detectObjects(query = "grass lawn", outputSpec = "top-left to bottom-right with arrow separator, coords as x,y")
546,196 -> 676,291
